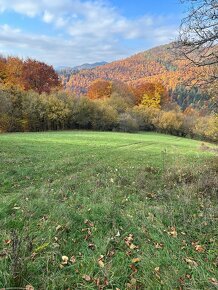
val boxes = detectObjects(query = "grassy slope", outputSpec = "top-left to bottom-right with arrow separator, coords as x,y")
0,131 -> 217,289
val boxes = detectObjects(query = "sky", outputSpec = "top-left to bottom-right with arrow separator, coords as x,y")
0,0 -> 185,67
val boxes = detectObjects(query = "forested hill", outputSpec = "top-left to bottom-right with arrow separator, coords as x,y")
61,43 -> 213,95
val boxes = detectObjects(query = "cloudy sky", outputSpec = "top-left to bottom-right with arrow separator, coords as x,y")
0,0 -> 185,67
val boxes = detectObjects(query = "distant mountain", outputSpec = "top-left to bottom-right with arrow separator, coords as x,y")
61,43 -> 213,96
73,61 -> 108,71
56,61 -> 108,75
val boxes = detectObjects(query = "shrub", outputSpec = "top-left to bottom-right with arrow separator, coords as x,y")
118,113 -> 139,133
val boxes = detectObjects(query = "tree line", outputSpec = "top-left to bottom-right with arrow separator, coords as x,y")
0,64 -> 217,142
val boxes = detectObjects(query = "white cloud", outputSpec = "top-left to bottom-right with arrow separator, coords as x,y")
43,11 -> 54,23
0,0 -> 179,66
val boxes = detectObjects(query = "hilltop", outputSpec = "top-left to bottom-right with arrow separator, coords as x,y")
61,43 -> 211,95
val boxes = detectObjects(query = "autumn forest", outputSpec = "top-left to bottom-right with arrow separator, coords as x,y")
0,42 -> 217,142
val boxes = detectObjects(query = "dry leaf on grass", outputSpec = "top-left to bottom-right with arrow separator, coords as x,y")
88,243 -> 95,250
132,257 -> 141,263
154,243 -> 164,249
4,240 -> 11,245
98,255 -> 105,268
209,278 -> 218,286
168,227 -> 177,238
26,285 -> 34,290
192,242 -> 205,253
83,274 -> 91,282
56,225 -> 62,231
185,258 -> 198,267
129,243 -> 138,250
70,256 -> 76,263
61,255 -> 69,265
84,219 -> 94,227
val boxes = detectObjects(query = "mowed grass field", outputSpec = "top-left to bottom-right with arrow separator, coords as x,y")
0,131 -> 217,289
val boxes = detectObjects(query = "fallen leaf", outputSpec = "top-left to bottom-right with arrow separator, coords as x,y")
25,285 -> 34,290
185,258 -> 198,267
130,264 -> 138,273
115,230 -> 120,237
98,260 -> 104,268
70,256 -> 76,263
88,243 -> 95,250
4,239 -> 11,245
94,277 -> 100,286
130,278 -> 137,285
56,225 -> 62,231
209,278 -> 218,286
84,219 -> 94,227
168,227 -> 177,238
83,274 -> 91,282
154,243 -> 164,249
147,192 -> 156,198
154,267 -> 160,273
129,243 -> 138,250
61,255 -> 69,265
154,267 -> 161,279
104,277 -> 109,286
132,257 -> 141,263
107,249 -> 115,257
194,244 -> 205,253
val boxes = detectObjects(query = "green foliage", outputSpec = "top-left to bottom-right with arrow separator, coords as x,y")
0,86 -> 217,142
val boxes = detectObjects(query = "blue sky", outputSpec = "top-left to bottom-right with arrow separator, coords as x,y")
0,0 -> 185,67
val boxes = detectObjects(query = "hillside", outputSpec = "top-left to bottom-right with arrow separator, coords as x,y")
0,131 -> 217,289
62,43 -> 211,95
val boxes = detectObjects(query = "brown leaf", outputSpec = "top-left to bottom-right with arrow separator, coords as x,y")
107,249 -> 115,257
154,243 -> 164,249
209,278 -> 218,286
104,277 -> 109,286
195,244 -> 205,253
25,285 -> 34,290
61,255 -> 69,265
185,258 -> 198,267
129,243 -> 138,250
94,277 -> 100,286
185,274 -> 191,279
130,264 -> 138,274
70,256 -> 76,263
147,192 -> 156,198
132,257 -> 141,263
4,239 -> 11,245
84,219 -> 94,227
83,274 -> 91,282
168,227 -> 177,238
88,243 -> 95,250
98,260 -> 105,268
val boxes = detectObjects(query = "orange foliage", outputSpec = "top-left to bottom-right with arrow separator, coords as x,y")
87,79 -> 112,99
63,43 -> 213,96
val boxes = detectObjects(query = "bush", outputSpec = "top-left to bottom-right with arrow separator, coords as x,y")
92,101 -> 118,130
118,113 -> 139,133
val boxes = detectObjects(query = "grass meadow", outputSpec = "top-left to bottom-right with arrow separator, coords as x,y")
0,131 -> 217,289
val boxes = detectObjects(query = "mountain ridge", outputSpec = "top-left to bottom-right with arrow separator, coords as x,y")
60,43 -> 212,95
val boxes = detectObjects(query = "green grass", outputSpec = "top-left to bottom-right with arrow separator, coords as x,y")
0,131 -> 217,289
